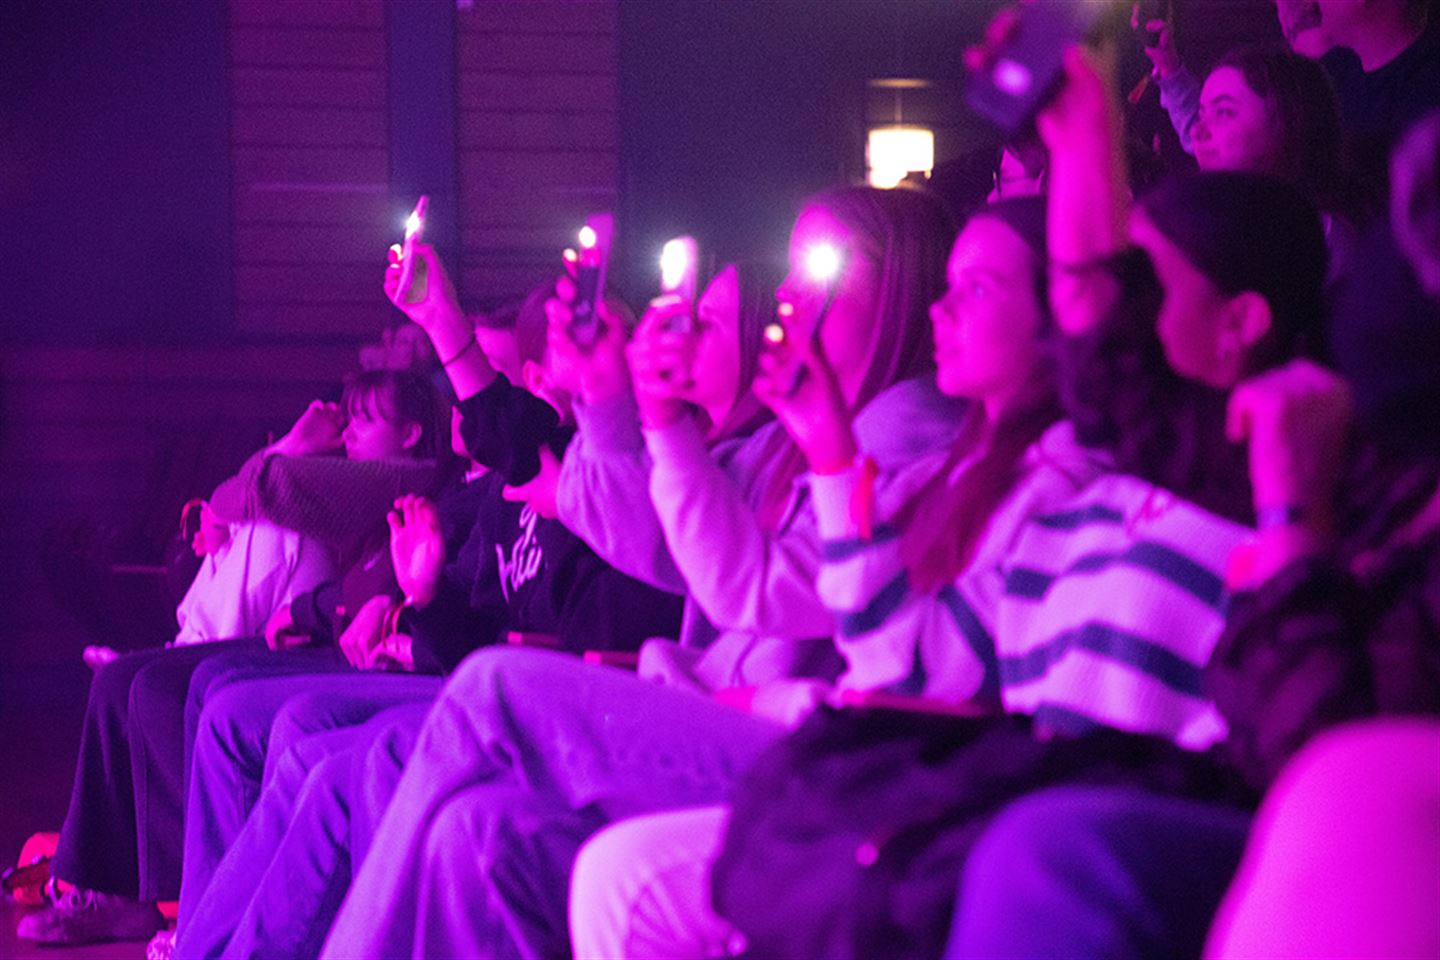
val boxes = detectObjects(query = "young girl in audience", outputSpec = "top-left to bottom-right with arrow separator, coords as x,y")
18,371 -> 445,947
167,257 -> 775,959
1188,46 -> 1363,282
568,41 -> 1339,959
306,187 -> 964,960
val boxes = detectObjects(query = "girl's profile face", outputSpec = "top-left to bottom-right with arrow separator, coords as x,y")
775,205 -> 882,392
1129,207 -> 1238,387
343,393 -> 419,461
680,265 -> 742,416
929,217 -> 1044,407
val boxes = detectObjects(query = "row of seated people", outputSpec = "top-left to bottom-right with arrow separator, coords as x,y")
15,18 -> 1440,960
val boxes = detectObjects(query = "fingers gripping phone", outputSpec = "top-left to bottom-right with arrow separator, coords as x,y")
964,1 -> 1114,135
659,236 -> 699,333
764,242 -> 843,395
567,212 -> 615,349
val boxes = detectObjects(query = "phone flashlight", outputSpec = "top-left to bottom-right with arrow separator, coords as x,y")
805,243 -> 843,284
395,194 -> 429,301
568,212 -> 614,350
658,236 -> 699,333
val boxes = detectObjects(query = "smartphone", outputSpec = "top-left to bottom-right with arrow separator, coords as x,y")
1133,0 -> 1170,47
568,212 -> 615,349
764,242 -> 843,394
964,1 -> 1113,136
395,195 -> 429,300
659,235 -> 699,333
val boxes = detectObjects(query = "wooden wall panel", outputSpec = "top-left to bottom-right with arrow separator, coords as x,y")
229,0 -> 391,340
0,345 -> 355,665
454,0 -> 620,308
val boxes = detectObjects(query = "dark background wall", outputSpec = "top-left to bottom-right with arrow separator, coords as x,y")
0,0 -> 1279,690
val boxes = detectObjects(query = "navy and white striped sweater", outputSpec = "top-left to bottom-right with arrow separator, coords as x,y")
816,421 -> 1249,750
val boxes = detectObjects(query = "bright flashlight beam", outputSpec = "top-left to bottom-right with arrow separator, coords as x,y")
806,244 -> 842,283
578,225 -> 598,249
404,211 -> 422,237
660,240 -> 690,291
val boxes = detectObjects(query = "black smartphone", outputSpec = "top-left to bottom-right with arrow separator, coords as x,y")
567,212 -> 614,349
964,1 -> 1113,136
659,235 -> 699,333
763,242 -> 843,395
395,195 -> 429,299
1134,0 -> 1170,47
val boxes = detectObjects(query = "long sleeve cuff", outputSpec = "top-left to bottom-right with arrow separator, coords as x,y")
573,391 -> 646,456
642,414 -> 710,472
809,470 -> 857,540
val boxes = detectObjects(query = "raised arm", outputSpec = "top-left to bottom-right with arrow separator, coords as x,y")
1037,45 -> 1129,336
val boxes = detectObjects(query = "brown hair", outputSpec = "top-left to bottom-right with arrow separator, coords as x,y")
753,186 -> 955,531
895,198 -> 1062,592
341,369 -> 443,461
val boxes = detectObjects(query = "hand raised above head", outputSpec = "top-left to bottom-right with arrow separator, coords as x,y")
546,273 -> 636,404
383,241 -> 463,332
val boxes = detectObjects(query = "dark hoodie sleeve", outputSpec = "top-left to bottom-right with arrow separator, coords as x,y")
288,580 -> 343,647
553,556 -> 685,654
399,478 -> 509,674
456,374 -> 565,485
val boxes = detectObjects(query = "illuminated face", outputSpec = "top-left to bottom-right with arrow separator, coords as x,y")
681,265 -> 743,419
929,217 -> 1044,408
774,205 -> 882,395
343,395 -> 418,461
1129,208 -> 1236,387
1193,67 -> 1282,175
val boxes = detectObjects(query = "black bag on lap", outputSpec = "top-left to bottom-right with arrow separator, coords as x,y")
711,706 -> 1247,960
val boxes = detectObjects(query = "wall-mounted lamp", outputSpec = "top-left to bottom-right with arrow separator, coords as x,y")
866,78 -> 934,189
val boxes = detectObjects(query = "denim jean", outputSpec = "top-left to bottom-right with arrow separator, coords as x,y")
176,670 -> 442,946
175,700 -> 436,960
321,645 -> 784,960
52,639 -> 261,901
943,785 -> 1252,960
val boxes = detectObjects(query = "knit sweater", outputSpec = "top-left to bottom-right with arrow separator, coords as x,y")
817,422 -> 1250,751
210,450 -> 441,570
557,378 -> 967,694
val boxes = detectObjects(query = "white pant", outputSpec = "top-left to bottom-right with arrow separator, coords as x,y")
569,806 -> 746,960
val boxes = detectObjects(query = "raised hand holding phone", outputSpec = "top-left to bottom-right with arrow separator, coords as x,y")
627,296 -> 700,430
566,212 -> 615,350
752,303 -> 855,475
544,271 -> 634,405
384,196 -> 496,399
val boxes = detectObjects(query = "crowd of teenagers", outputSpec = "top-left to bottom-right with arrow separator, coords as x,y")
14,1 -> 1440,957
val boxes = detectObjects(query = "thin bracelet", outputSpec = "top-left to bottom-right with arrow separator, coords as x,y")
440,337 -> 478,367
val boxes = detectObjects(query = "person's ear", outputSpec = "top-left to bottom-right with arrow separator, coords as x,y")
400,421 -> 424,451
1220,290 -> 1273,369
521,359 -> 548,397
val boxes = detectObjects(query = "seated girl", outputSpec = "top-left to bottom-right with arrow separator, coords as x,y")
18,370 -> 445,947
307,186 -> 965,960
567,41 -> 1336,958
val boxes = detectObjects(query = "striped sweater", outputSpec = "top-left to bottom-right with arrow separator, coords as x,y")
815,421 -> 1249,750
